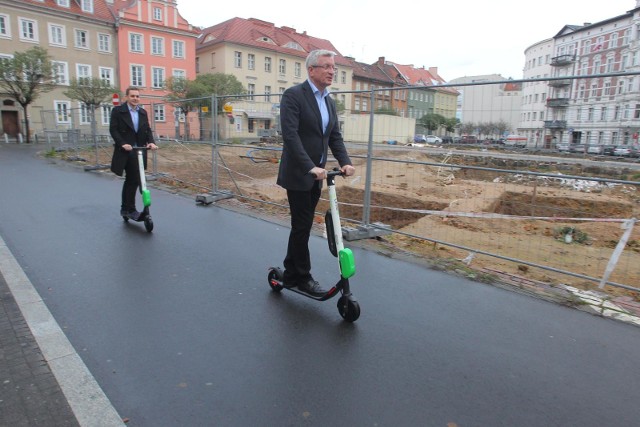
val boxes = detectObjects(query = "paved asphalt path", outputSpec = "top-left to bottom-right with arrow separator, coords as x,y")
1,143 -> 639,426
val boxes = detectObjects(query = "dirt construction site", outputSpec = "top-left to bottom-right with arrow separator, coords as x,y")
67,142 -> 640,305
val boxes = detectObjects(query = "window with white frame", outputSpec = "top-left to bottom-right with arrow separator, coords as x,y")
152,67 -> 165,88
49,24 -> 65,46
248,83 -> 255,101
601,107 -> 608,121
295,62 -> 301,77
101,104 -> 112,125
131,65 -> 144,86
172,40 -> 184,58
151,37 -> 164,55
129,33 -> 143,53
154,104 -> 165,122
19,18 -> 38,42
75,29 -> 88,49
0,15 -> 10,38
604,82 -> 611,96
81,0 -> 93,13
172,69 -> 185,79
264,57 -> 271,73
76,64 -> 91,84
57,0 -> 70,6
278,59 -> 286,75
153,7 -> 162,21
611,33 -> 618,48
234,51 -> 241,68
99,67 -> 113,85
52,61 -> 69,85
265,86 -> 271,102
78,103 -> 90,124
98,33 -> 111,52
341,71 -> 346,84
55,101 -> 70,124
248,54 -> 255,70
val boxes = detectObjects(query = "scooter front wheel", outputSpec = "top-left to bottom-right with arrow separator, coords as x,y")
267,267 -> 283,292
337,295 -> 360,322
144,218 -> 154,232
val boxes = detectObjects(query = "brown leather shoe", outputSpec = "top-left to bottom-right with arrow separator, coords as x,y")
297,279 -> 327,297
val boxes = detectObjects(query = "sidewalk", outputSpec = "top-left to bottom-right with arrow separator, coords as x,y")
0,233 -> 125,427
0,272 -> 79,426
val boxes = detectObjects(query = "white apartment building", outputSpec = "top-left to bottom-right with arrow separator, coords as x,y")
521,38 -> 554,147
525,1 -> 640,148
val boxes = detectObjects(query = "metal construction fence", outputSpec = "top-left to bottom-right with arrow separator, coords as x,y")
46,77 -> 640,293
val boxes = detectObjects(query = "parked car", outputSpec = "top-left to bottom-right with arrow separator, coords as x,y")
460,135 -> 479,144
425,135 -> 442,144
413,134 -> 427,143
504,135 -> 528,148
586,144 -> 604,155
556,142 -> 570,152
602,145 -> 616,156
570,144 -> 587,153
613,145 -> 639,157
441,136 -> 454,144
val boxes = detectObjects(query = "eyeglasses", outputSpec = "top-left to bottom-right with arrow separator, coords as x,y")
311,64 -> 338,72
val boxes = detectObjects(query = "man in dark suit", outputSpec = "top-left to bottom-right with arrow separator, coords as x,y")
277,49 -> 356,296
109,86 -> 157,217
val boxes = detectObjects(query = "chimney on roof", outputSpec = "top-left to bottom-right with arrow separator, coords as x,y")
377,57 -> 385,66
584,22 -> 591,26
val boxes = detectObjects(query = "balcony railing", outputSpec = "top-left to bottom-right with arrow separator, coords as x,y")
547,98 -> 570,108
548,78 -> 571,87
544,120 -> 567,129
551,54 -> 576,66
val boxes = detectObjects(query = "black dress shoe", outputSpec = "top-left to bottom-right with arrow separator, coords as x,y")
298,279 -> 327,297
120,209 -> 139,219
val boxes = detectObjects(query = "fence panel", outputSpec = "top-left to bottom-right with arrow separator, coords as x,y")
57,85 -> 640,294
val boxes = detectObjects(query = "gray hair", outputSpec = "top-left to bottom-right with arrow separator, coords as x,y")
306,49 -> 336,69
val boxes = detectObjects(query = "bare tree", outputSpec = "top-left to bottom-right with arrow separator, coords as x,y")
64,77 -> 117,163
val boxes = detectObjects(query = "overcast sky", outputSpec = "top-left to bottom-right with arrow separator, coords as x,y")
177,0 -> 634,81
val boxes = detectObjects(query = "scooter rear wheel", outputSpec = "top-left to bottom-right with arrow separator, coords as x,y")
144,218 -> 154,232
267,267 -> 283,292
337,296 -> 360,322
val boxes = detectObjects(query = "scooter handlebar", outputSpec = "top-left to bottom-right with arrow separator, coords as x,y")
327,168 -> 344,178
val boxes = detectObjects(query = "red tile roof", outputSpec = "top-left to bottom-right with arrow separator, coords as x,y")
197,17 -> 350,66
14,0 -> 116,23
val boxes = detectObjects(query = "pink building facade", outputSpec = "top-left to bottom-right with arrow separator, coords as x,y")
110,0 -> 199,139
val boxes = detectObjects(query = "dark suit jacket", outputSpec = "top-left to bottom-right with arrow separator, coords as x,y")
109,103 -> 155,176
277,80 -> 351,191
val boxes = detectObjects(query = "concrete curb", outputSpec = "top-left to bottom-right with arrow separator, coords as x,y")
0,234 -> 125,427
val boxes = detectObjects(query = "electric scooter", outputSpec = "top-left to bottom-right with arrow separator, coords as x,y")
268,168 -> 360,322
122,146 -> 154,232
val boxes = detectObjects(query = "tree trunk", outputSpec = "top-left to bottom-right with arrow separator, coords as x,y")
22,103 -> 31,143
